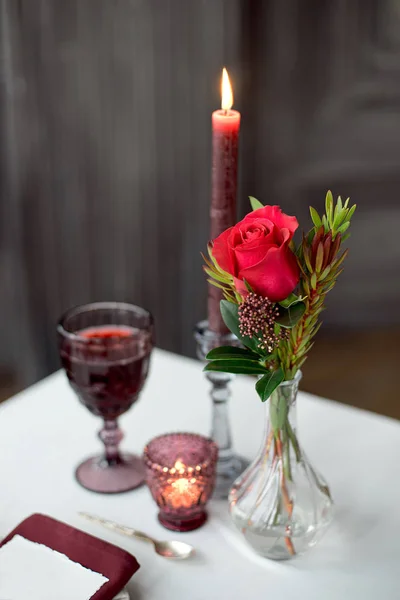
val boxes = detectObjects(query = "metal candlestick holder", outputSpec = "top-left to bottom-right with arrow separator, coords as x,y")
194,320 -> 249,499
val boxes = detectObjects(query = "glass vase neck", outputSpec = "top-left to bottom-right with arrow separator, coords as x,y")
272,370 -> 302,391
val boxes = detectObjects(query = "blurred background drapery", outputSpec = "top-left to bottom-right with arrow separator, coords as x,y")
1,1 -> 399,409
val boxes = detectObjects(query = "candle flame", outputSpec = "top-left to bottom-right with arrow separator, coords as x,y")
221,67 -> 233,111
174,459 -> 186,471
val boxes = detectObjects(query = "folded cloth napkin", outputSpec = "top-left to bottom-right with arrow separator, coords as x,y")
0,514 -> 139,600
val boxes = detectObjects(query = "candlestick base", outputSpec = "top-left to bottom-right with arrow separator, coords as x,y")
194,320 -> 249,500
213,454 -> 250,501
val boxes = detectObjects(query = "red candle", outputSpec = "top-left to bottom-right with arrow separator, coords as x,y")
208,68 -> 241,333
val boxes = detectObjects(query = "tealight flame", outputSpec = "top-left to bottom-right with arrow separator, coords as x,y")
174,459 -> 186,471
221,67 -> 233,111
171,478 -> 190,493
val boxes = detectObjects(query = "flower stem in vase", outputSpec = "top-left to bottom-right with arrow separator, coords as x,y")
274,430 -> 295,555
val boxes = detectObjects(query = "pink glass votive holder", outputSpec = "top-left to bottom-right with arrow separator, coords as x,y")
144,433 -> 218,532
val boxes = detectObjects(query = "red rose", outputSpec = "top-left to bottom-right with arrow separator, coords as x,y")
212,205 -> 300,302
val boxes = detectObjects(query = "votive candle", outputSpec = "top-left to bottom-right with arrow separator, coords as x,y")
144,433 -> 218,532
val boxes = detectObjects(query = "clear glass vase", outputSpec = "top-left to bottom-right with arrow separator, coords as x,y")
229,371 -> 333,560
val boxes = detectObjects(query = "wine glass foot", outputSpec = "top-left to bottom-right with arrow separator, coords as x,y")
75,453 -> 146,494
213,454 -> 249,500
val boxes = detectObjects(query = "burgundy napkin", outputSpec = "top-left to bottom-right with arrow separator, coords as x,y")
0,513 -> 140,600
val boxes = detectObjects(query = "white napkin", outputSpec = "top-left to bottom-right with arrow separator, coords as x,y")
0,534 -> 109,600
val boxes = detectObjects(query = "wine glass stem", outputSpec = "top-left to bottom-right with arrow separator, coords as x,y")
99,419 -> 123,465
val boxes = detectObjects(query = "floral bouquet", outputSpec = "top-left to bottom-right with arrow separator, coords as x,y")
203,191 -> 356,558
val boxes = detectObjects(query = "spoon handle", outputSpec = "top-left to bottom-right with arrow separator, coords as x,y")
78,512 -> 154,544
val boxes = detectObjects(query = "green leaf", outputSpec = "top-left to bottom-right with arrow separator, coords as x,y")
306,229 -> 315,244
333,198 -> 341,227
204,359 -> 268,375
294,356 -> 308,370
332,248 -> 348,270
255,368 -> 285,402
249,196 -> 264,211
337,221 -> 350,234
333,205 -> 347,229
315,242 -> 324,273
344,197 -> 350,208
220,300 -> 260,353
324,281 -> 336,293
305,312 -> 318,328
243,279 -> 254,293
325,190 -> 333,223
201,252 -> 214,270
311,273 -> 317,289
319,265 -> 331,281
312,321 -> 323,337
206,279 -> 229,292
303,248 -> 313,272
346,204 -> 357,220
206,346 -> 260,361
276,301 -> 306,328
203,266 -> 231,284
297,335 -> 311,353
279,293 -> 304,308
309,207 -> 322,228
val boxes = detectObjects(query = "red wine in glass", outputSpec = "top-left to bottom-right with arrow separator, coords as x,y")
61,325 -> 151,420
58,303 -> 154,494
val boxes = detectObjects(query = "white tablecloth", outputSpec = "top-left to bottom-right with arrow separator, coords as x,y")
1,349 -> 400,599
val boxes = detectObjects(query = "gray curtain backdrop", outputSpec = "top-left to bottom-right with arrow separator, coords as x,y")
1,0 -> 398,386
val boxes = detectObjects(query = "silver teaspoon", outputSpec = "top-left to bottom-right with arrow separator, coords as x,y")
79,512 -> 195,560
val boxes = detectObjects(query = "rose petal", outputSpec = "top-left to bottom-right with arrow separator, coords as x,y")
279,228 -> 291,244
238,242 -> 300,302
245,205 -> 298,235
243,226 -> 266,242
235,238 -> 276,273
241,219 -> 277,244
212,227 -> 236,274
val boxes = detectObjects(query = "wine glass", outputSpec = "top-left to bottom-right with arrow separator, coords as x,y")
57,302 -> 154,493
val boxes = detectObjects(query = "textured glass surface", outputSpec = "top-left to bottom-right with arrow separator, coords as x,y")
229,373 -> 333,560
144,433 -> 218,531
